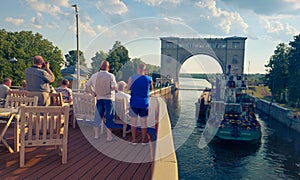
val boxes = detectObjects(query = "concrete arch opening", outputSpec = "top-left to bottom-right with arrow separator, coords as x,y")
179,54 -> 223,74
160,37 -> 247,88
178,55 -> 223,90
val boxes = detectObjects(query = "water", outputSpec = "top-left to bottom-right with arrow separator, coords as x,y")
165,77 -> 300,179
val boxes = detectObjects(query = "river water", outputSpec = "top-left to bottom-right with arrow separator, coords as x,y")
164,77 -> 300,179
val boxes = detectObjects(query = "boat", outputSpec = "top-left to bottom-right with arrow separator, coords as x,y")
196,65 -> 262,142
195,87 -> 211,125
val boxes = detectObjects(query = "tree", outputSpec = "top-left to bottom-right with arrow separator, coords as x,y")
106,41 -> 130,75
89,41 -> 161,82
90,51 -> 107,74
288,34 -> 300,107
116,60 -> 135,81
0,29 -> 64,86
265,43 -> 290,102
64,50 -> 87,67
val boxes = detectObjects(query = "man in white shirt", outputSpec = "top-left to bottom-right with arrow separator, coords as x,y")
86,60 -> 117,141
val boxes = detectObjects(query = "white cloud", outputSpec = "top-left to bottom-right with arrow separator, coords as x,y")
195,0 -> 248,34
30,12 -> 43,29
46,22 -> 59,29
283,0 -> 300,9
163,17 -> 184,24
134,0 -> 181,6
26,0 -> 67,18
83,16 -> 97,36
262,19 -> 284,33
96,25 -> 109,33
81,22 -> 96,37
96,25 -> 131,38
260,16 -> 298,36
96,0 -> 128,15
121,30 -> 138,38
5,17 -> 24,26
69,15 -> 97,37
52,0 -> 70,7
220,0 -> 300,15
285,23 -> 299,35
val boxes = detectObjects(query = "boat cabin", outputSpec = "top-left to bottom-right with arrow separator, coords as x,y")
224,103 -> 242,115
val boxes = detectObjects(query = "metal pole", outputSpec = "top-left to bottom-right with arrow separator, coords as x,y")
72,4 -> 80,91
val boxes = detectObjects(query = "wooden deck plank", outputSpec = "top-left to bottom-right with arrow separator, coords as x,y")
38,128 -> 119,179
101,161 -> 129,179
0,127 -> 88,179
23,127 -> 91,178
24,129 -> 85,177
51,141 -> 112,179
0,125 -> 154,179
133,163 -> 152,179
33,138 -> 95,178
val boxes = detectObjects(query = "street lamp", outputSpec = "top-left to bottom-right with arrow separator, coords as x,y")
7,57 -> 18,62
72,4 -> 80,91
6,57 -> 18,83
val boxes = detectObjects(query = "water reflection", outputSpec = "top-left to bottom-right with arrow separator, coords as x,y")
164,90 -> 180,128
257,112 -> 300,179
164,78 -> 300,179
209,141 -> 261,160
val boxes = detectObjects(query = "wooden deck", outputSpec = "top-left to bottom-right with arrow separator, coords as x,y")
0,124 -> 154,179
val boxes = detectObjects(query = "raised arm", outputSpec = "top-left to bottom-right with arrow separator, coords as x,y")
45,62 -> 55,83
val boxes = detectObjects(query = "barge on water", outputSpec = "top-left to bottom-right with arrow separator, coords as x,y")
196,65 -> 262,143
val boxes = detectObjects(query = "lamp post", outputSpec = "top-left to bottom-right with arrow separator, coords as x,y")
7,57 -> 18,71
8,57 -> 18,62
72,4 -> 80,91
6,57 -> 17,85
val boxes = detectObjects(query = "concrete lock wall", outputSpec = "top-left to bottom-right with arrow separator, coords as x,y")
150,86 -> 172,97
255,98 -> 300,133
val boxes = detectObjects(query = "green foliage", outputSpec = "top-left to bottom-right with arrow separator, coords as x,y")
118,58 -> 160,81
0,29 -> 64,86
64,50 -> 87,67
288,35 -> 300,104
107,41 -> 130,75
264,34 -> 300,106
116,60 -> 133,81
180,73 -> 209,80
91,51 -> 107,74
147,63 -> 160,75
89,41 -> 161,83
265,43 -> 289,101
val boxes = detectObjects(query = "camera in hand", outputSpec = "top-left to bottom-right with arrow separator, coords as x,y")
41,62 -> 48,69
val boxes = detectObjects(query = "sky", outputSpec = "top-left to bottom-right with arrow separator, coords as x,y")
1,0 -> 300,74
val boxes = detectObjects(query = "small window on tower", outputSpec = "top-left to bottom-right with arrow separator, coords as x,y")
232,42 -> 240,48
232,55 -> 238,64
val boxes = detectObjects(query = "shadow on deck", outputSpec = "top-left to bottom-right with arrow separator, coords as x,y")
0,125 -> 154,179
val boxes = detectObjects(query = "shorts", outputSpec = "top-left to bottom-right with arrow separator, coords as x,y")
129,107 -> 148,117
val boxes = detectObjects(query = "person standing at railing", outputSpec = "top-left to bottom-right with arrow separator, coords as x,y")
128,64 -> 153,145
25,56 -> 55,106
86,60 -> 117,141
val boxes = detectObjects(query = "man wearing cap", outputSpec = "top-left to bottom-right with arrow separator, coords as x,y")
86,60 -> 117,141
25,55 -> 55,106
